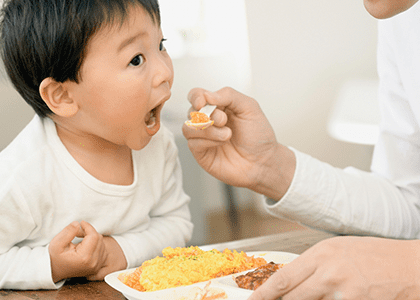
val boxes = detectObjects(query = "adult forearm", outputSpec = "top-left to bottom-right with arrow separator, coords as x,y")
264,149 -> 420,239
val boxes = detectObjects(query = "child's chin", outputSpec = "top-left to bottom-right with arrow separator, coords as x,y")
129,136 -> 153,151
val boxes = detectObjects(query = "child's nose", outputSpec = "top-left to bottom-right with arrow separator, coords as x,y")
152,56 -> 173,88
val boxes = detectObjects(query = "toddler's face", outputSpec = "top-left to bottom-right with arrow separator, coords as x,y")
67,5 -> 173,150
363,0 -> 418,19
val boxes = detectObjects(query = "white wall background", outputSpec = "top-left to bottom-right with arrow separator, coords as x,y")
0,72 -> 35,150
244,0 -> 378,170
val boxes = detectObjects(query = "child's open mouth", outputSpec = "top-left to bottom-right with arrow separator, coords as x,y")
145,103 -> 163,135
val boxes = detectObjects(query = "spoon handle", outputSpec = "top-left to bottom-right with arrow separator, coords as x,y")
199,105 -> 217,117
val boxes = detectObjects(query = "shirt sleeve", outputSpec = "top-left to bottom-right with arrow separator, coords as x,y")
0,186 -> 63,290
265,148 -> 420,238
264,20 -> 420,239
112,128 -> 194,268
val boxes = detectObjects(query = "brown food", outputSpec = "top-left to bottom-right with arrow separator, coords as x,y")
234,262 -> 283,290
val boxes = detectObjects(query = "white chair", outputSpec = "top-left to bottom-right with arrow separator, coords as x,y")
327,79 -> 380,145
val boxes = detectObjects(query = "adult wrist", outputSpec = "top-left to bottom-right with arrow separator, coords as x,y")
253,143 -> 296,201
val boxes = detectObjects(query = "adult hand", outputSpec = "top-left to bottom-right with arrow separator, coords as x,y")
247,236 -> 420,300
49,221 -> 107,282
182,87 -> 295,200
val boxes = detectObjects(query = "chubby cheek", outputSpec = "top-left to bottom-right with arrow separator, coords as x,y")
114,96 -> 152,149
104,78 -> 149,120
81,91 -> 148,147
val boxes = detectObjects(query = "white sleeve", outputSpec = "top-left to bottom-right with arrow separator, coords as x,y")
0,188 -> 63,290
112,130 -> 193,268
264,21 -> 420,239
265,148 -> 420,238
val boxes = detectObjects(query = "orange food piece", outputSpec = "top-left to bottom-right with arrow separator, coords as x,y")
190,111 -> 210,123
118,267 -> 145,292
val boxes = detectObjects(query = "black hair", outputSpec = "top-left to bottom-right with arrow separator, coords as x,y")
0,0 -> 161,118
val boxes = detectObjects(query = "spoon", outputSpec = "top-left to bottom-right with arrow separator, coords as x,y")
185,105 -> 217,130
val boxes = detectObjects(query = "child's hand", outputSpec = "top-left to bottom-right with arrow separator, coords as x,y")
49,221 -> 107,283
85,236 -> 127,281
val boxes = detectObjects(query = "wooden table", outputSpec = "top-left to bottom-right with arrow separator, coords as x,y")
0,228 -> 335,299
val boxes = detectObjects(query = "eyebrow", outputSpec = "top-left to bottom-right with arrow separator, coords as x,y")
117,31 -> 148,53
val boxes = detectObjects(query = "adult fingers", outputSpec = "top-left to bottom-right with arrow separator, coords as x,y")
248,254 -> 318,300
187,88 -> 210,110
280,272 -> 326,300
206,87 -> 261,118
210,108 -> 228,126
182,122 -> 232,142
188,87 -> 260,117
185,136 -> 231,154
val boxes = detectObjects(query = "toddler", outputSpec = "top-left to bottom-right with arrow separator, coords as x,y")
0,0 -> 193,289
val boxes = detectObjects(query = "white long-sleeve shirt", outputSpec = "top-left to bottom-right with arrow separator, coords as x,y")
265,2 -> 420,239
0,116 -> 193,290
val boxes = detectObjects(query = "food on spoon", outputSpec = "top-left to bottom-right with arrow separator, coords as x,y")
118,246 -> 267,292
234,262 -> 284,290
190,111 -> 211,123
184,109 -> 214,130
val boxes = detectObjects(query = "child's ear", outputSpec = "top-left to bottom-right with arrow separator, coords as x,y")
39,77 -> 78,117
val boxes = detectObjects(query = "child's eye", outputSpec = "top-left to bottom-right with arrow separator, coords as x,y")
159,38 -> 167,51
129,54 -> 144,67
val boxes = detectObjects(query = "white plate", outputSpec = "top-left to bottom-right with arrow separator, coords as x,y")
105,251 -> 299,300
